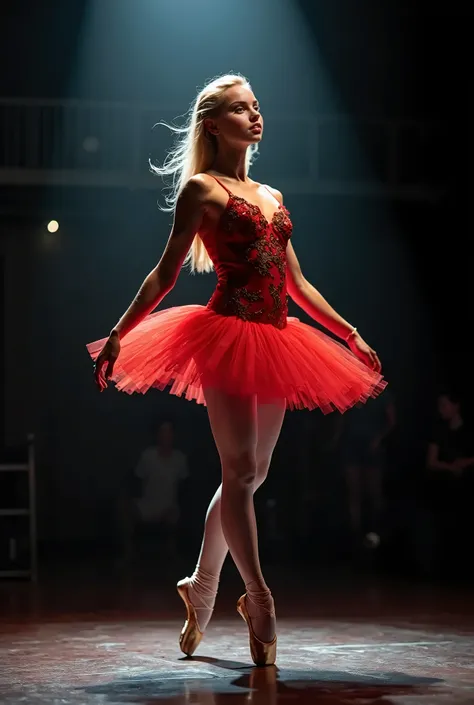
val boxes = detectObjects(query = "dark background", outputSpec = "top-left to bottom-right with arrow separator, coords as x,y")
0,0 -> 471,567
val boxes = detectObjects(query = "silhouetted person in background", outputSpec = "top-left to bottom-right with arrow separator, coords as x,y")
423,391 -> 474,576
342,392 -> 396,549
117,419 -> 188,567
294,412 -> 345,561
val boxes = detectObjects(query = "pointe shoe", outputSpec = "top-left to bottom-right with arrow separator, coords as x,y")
237,593 -> 277,666
176,578 -> 203,656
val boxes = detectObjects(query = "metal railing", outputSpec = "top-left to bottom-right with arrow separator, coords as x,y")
0,97 -> 444,199
0,434 -> 37,582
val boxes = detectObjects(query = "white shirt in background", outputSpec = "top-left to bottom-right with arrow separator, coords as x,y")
134,447 -> 188,521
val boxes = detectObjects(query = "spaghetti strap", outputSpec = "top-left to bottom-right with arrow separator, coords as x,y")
208,175 -> 280,208
262,184 -> 280,205
207,174 -> 232,195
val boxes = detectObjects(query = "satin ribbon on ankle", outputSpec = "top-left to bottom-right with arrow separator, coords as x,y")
188,566 -> 219,615
245,580 -> 275,617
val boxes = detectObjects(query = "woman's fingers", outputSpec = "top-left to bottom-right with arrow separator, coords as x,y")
368,349 -> 381,373
372,350 -> 382,373
105,356 -> 116,380
358,347 -> 381,374
93,338 -> 119,391
94,354 -> 107,391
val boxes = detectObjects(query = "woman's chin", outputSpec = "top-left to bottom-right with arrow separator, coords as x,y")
247,132 -> 263,145
229,134 -> 263,150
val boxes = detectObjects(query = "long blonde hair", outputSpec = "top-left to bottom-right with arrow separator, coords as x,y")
150,73 -> 259,273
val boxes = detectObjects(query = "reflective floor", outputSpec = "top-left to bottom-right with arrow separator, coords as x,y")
0,560 -> 473,704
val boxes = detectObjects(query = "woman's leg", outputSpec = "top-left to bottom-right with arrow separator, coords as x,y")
187,390 -> 285,639
243,398 -> 286,642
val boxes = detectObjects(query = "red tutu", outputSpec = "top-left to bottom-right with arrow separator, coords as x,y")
86,305 -> 386,413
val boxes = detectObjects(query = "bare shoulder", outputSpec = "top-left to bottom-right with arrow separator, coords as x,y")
264,184 -> 284,204
188,172 -> 216,190
181,173 -> 215,202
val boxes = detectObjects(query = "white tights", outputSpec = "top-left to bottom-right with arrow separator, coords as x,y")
187,388 -> 285,643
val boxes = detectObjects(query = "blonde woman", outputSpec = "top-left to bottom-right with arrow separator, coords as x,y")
88,73 -> 386,666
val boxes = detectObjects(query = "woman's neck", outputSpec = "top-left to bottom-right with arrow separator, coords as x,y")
210,146 -> 249,182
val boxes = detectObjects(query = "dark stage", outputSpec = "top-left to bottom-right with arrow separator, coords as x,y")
1,560 -> 473,704
1,2 -> 473,704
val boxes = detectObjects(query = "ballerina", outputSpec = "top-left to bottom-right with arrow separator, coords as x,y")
88,72 -> 385,666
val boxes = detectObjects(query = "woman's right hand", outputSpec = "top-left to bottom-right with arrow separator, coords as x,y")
93,331 -> 121,392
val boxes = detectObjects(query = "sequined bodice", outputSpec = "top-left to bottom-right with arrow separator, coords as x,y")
201,183 -> 293,330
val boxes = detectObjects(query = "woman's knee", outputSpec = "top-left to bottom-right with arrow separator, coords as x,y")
222,450 -> 258,486
254,458 -> 271,489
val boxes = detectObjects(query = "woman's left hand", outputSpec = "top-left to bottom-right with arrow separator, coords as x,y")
348,333 -> 382,373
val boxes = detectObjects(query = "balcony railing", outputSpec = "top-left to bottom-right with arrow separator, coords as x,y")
0,98 -> 444,200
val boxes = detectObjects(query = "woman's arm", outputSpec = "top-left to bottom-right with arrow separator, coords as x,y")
111,176 -> 209,340
93,176 -> 210,391
285,241 -> 380,370
286,241 -> 355,341
267,185 -> 380,371
268,185 -> 358,340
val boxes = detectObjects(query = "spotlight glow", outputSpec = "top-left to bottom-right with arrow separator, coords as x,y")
47,220 -> 59,233
83,136 -> 100,153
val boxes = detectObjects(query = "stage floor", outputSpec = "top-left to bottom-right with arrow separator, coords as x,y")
0,562 -> 473,704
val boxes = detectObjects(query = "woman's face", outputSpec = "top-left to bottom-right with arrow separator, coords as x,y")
206,84 -> 263,148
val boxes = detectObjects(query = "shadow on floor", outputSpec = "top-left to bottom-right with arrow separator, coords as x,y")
83,661 -> 442,704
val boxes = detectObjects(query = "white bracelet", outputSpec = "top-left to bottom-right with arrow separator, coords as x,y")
345,326 -> 357,341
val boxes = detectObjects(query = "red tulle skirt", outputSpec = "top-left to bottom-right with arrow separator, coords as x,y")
86,305 -> 387,412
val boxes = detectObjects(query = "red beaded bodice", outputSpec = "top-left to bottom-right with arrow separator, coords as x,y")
201,177 -> 293,330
